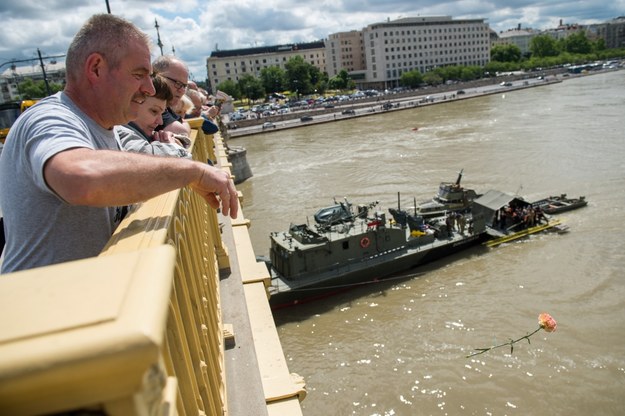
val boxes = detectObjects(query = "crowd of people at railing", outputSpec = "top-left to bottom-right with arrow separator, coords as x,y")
0,13 -> 238,273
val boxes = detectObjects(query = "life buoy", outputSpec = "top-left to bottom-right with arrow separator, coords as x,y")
360,237 -> 370,248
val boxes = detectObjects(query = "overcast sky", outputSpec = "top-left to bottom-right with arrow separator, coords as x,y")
0,0 -> 621,82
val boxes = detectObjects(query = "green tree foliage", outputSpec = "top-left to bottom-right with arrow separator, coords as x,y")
484,60 -> 520,73
328,69 -> 352,90
195,80 -> 209,90
260,66 -> 285,93
460,66 -> 483,81
561,31 -> 592,54
237,74 -> 265,101
284,56 -> 313,95
314,77 -> 330,95
308,66 -> 329,94
422,71 -> 443,86
399,69 -> 423,88
215,80 -> 240,100
491,44 -> 522,62
17,78 -> 63,99
530,35 -> 559,57
422,65 -> 483,84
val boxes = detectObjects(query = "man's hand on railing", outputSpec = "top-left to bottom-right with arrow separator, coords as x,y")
191,165 -> 238,219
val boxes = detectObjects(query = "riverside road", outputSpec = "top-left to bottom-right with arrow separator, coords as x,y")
225,71 -> 575,138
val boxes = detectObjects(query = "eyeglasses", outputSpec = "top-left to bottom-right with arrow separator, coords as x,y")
163,75 -> 188,91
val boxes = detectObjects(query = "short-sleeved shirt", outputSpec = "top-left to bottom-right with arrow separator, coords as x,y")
0,92 -> 126,273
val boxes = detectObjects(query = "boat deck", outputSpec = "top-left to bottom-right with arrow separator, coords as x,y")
484,219 -> 563,248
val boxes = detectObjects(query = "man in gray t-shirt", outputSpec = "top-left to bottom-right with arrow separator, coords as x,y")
0,14 -> 238,274
0,93 -> 126,271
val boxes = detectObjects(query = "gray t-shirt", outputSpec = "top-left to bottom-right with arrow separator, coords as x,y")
0,92 -> 126,273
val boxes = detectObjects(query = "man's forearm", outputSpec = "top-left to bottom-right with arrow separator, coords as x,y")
45,148 -> 205,206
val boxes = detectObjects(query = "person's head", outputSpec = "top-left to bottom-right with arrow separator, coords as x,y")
152,55 -> 189,108
185,89 -> 204,118
132,74 -> 173,136
64,14 -> 155,129
174,94 -> 194,119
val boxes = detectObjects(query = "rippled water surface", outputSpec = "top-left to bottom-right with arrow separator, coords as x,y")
235,71 -> 625,415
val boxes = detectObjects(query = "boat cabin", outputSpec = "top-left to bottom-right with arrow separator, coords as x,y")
472,190 -> 536,232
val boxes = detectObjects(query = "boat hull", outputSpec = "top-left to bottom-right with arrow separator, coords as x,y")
531,195 -> 587,215
269,231 -> 487,308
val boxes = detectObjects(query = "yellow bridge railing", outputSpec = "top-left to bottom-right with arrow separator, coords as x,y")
0,120 -> 305,415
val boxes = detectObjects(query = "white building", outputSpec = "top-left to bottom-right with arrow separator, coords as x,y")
0,61 -> 65,104
206,41 -> 326,92
360,16 -> 491,90
492,27 -> 541,56
205,15 -> 491,92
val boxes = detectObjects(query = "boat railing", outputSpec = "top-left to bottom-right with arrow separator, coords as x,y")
0,119 -> 305,416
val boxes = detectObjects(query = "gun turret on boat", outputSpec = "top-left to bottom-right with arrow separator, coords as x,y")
413,169 -> 480,218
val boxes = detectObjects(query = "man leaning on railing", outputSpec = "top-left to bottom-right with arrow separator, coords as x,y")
0,13 -> 237,274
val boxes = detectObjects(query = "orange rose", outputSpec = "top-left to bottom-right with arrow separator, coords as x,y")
538,312 -> 557,332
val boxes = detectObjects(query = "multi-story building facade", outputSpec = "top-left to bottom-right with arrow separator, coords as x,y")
325,30 -> 366,78
544,20 -> 584,41
360,16 -> 491,90
206,41 -> 326,92
492,26 -> 541,56
586,17 -> 625,49
0,61 -> 65,104
206,16 -> 491,92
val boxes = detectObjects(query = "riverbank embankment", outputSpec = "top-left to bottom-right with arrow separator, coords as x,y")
226,67 -> 619,139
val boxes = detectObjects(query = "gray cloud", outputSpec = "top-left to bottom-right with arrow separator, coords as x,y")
0,0 -> 620,81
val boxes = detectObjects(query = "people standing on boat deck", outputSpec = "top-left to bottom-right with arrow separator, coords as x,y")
526,206 -> 536,227
535,206 -> 546,224
152,55 -> 192,135
116,74 -> 191,159
446,213 -> 455,236
0,14 -> 237,274
457,213 -> 466,234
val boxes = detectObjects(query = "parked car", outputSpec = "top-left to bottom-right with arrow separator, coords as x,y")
300,116 -> 313,122
457,90 -> 466,95
341,109 -> 356,115
262,122 -> 276,130
229,112 -> 245,121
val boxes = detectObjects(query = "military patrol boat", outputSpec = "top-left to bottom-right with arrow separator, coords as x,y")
268,197 -> 488,307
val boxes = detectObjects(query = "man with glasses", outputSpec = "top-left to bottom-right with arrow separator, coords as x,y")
152,55 -> 192,135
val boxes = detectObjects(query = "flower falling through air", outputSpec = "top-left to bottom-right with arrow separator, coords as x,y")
467,313 -> 557,358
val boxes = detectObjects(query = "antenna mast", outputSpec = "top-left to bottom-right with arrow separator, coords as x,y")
155,19 -> 164,56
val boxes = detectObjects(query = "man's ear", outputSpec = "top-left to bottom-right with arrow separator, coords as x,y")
84,52 -> 105,82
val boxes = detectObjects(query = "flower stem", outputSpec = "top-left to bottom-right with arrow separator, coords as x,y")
467,326 -> 543,358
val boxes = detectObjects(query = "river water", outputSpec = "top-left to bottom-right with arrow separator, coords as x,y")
235,70 -> 625,416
